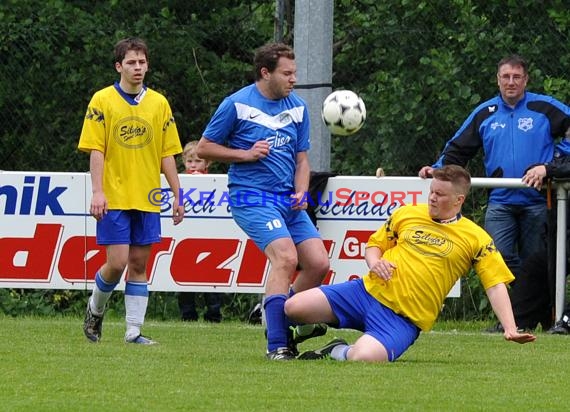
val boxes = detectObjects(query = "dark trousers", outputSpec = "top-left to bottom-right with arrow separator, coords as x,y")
178,292 -> 223,322
511,202 -> 570,328
509,252 -> 553,330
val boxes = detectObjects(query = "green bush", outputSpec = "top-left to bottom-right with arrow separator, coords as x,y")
0,289 -> 262,322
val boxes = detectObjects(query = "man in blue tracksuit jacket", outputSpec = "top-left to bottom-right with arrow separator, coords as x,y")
419,54 -> 570,331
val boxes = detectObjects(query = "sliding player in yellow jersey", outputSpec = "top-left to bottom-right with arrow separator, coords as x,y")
78,37 -> 183,345
285,165 -> 535,362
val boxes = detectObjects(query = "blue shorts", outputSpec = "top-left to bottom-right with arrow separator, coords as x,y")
96,210 -> 161,245
320,278 -> 420,361
230,190 -> 321,252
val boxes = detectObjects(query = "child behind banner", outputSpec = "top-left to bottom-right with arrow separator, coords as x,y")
178,141 -> 224,322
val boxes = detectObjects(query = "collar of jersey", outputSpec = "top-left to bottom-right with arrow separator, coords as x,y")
114,81 -> 147,105
432,212 -> 462,224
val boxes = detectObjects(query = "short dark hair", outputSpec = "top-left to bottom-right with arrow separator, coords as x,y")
432,165 -> 471,195
114,37 -> 148,64
253,43 -> 295,80
497,54 -> 528,75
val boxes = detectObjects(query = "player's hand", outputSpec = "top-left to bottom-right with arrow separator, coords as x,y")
418,166 -> 433,179
172,203 -> 184,225
521,165 -> 547,190
369,258 -> 397,281
290,191 -> 307,210
90,191 -> 108,220
504,329 -> 536,344
248,140 -> 270,161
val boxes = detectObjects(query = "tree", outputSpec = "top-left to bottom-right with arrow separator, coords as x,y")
0,0 -> 275,172
328,0 -> 570,177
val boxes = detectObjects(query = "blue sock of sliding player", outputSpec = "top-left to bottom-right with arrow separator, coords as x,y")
287,287 -> 298,327
264,294 -> 288,352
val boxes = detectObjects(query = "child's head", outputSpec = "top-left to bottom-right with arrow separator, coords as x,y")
182,140 -> 210,174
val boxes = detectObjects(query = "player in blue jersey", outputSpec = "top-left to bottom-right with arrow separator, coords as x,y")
197,43 -> 330,360
419,55 -> 570,332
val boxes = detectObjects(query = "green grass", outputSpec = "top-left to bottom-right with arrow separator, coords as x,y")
1,317 -> 569,412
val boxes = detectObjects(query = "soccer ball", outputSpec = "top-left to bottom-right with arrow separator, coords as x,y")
321,90 -> 366,136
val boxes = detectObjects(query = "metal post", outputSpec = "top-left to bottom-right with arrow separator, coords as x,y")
468,177 -> 569,319
555,183 -> 569,320
274,0 -> 286,42
293,0 -> 334,172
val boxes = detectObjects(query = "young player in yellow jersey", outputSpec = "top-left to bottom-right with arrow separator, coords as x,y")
78,37 -> 184,345
285,165 -> 536,362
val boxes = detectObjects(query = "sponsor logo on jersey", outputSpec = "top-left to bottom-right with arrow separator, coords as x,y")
113,117 -> 153,148
406,226 -> 452,256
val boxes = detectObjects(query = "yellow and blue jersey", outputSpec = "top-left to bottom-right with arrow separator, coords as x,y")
78,83 -> 182,212
363,204 -> 514,331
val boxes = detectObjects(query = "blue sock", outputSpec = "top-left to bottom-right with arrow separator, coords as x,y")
287,287 -> 298,328
90,270 -> 119,315
94,270 -> 117,293
264,294 -> 288,352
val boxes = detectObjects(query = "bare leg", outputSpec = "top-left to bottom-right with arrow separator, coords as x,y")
284,288 -> 337,324
348,334 -> 389,362
292,238 -> 330,293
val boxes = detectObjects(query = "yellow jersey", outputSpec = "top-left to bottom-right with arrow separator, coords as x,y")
363,204 -> 514,331
78,83 -> 182,212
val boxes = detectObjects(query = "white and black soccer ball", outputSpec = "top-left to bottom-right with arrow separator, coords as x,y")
321,90 -> 366,136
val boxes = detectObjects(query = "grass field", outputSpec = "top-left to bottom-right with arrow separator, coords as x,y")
1,316 -> 569,412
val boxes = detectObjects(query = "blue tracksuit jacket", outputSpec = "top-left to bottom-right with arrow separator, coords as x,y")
433,92 -> 570,205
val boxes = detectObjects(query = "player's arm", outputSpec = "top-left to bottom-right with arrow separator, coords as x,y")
89,149 -> 107,220
364,217 -> 398,280
485,283 -> 536,344
291,151 -> 310,210
365,245 -> 396,281
161,155 -> 184,225
196,137 -> 269,163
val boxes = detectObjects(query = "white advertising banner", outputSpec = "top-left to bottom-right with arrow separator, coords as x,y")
0,171 -> 460,296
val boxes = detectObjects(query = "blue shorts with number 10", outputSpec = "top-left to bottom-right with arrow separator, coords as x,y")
229,188 -> 321,252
